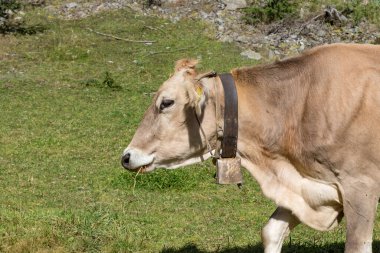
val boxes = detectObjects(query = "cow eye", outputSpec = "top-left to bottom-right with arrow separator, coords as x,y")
160,99 -> 174,111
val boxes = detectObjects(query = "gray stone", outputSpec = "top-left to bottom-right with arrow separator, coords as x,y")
65,2 -> 78,9
268,50 -> 275,59
199,11 -> 209,19
236,35 -> 250,43
161,0 -> 182,4
317,29 -> 326,37
299,42 -> 305,51
215,18 -> 224,25
220,35 -> 234,43
241,50 -> 262,60
222,0 -> 247,10
77,11 -> 86,18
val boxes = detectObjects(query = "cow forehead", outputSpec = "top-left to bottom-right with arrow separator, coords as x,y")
162,70 -> 186,88
158,70 -> 190,96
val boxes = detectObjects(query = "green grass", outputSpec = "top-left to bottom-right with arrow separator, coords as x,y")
0,6 -> 379,253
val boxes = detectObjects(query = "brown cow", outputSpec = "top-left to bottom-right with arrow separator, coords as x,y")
121,43 -> 380,253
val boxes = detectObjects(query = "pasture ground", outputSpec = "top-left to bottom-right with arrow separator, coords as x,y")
0,6 -> 379,253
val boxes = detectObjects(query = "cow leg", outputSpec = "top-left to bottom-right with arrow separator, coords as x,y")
342,179 -> 379,253
262,207 -> 300,253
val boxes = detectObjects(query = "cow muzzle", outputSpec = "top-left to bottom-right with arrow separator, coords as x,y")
121,148 -> 155,172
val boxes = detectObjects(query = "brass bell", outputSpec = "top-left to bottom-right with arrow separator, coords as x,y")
216,157 -> 243,185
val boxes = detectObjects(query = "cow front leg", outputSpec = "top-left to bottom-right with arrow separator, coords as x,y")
342,180 -> 379,253
262,206 -> 300,253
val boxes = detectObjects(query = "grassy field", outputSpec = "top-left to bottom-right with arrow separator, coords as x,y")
0,5 -> 379,253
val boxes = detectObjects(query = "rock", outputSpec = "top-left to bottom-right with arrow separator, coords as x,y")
324,6 -> 347,25
5,9 -> 14,16
241,50 -> 262,60
77,11 -> 86,19
299,41 -> 305,51
222,0 -> 247,10
215,18 -> 224,25
95,3 -> 106,12
268,50 -> 275,59
316,29 -> 326,37
220,35 -> 234,43
161,0 -> 182,5
65,2 -> 78,10
237,35 -> 250,43
22,0 -> 45,6
199,11 -> 209,19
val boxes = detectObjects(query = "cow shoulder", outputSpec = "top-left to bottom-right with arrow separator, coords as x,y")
241,157 -> 343,231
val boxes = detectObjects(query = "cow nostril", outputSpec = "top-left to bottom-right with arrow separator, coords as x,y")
121,153 -> 131,168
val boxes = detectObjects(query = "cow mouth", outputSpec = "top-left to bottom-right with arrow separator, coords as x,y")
125,162 -> 155,173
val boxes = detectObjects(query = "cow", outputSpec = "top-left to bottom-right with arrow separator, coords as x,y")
121,43 -> 380,253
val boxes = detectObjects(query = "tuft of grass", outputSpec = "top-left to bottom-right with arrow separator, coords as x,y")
81,71 -> 122,89
243,0 -> 299,24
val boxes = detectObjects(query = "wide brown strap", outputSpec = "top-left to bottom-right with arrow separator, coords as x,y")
219,73 -> 238,158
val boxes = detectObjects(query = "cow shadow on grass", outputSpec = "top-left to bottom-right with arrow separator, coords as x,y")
161,241 -> 380,253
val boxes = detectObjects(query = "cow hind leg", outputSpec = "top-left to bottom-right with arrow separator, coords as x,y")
262,207 -> 300,253
342,178 -> 379,253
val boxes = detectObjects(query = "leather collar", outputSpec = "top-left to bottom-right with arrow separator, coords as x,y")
195,71 -> 239,158
218,73 -> 238,158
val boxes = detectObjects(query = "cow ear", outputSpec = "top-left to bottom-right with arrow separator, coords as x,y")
175,59 -> 199,77
193,82 -> 207,117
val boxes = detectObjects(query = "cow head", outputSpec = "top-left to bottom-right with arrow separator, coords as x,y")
121,59 -> 219,172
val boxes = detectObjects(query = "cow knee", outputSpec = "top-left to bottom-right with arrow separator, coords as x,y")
262,219 -> 288,244
262,218 -> 290,253
262,221 -> 276,247
261,207 -> 300,253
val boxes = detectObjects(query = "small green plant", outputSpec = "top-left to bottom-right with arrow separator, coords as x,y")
243,0 -> 299,24
81,72 -> 122,89
102,71 -> 122,89
103,71 -> 115,88
340,0 -> 380,25
81,78 -> 101,87
145,0 -> 161,7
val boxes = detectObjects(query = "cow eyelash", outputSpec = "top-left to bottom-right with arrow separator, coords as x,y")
159,99 -> 174,111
